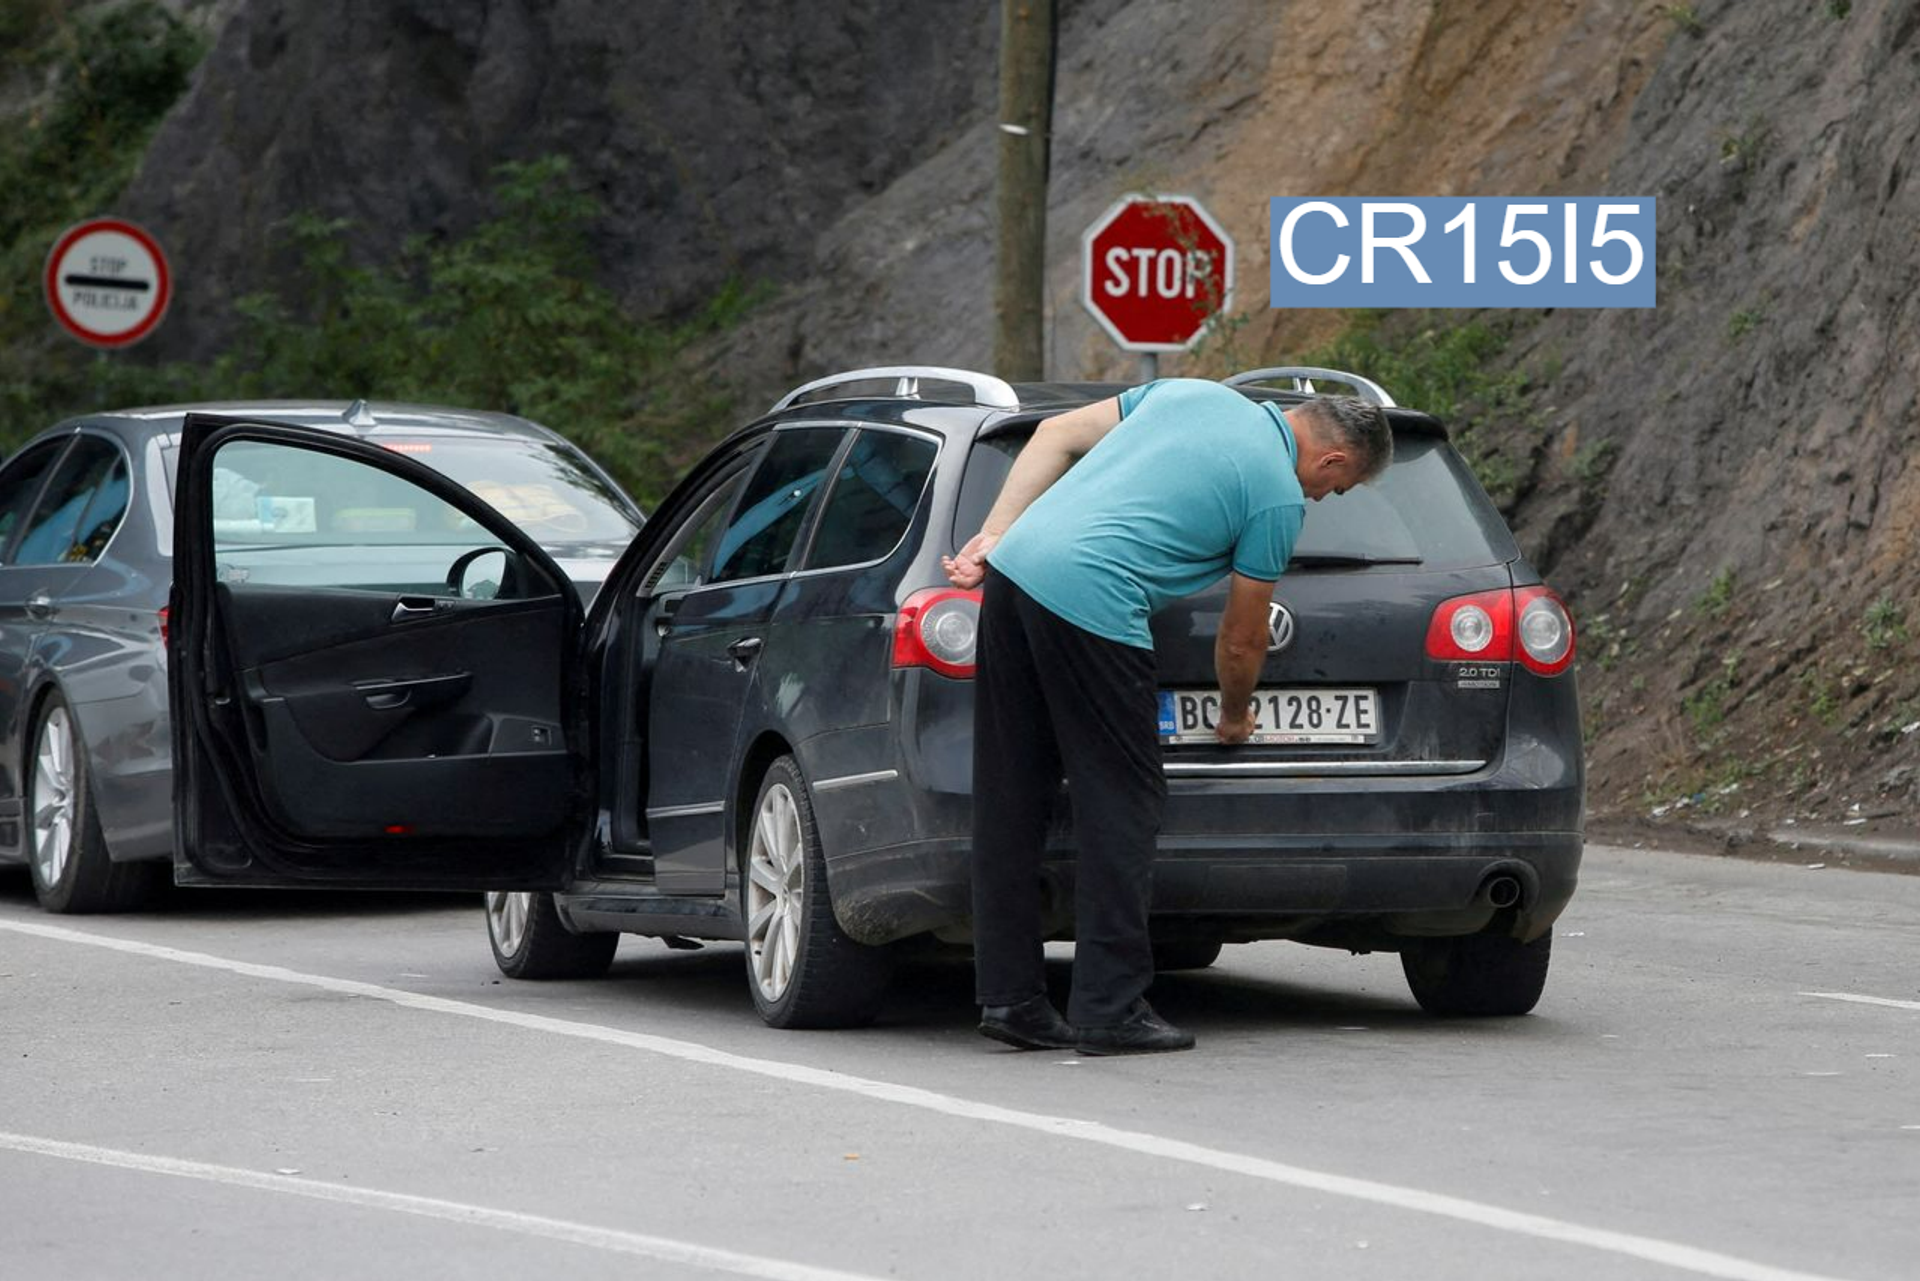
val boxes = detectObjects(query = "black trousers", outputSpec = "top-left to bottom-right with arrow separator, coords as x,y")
971,569 -> 1167,1027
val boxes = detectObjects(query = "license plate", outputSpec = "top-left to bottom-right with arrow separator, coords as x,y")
1158,687 -> 1381,745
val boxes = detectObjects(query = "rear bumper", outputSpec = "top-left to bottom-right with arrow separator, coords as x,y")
824,822 -> 1580,947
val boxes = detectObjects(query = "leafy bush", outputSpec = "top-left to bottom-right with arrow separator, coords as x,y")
1302,310 -> 1535,505
184,157 -> 750,505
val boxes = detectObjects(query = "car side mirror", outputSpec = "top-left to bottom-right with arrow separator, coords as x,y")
448,547 -> 511,600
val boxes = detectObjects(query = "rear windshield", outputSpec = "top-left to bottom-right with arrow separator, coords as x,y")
956,429 -> 1515,570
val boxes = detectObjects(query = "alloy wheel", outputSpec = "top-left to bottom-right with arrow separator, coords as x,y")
745,782 -> 804,1002
486,891 -> 532,959
31,708 -> 76,890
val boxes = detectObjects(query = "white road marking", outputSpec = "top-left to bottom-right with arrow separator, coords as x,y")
1800,991 -> 1920,1012
0,918 -> 1856,1281
0,1130 -> 882,1281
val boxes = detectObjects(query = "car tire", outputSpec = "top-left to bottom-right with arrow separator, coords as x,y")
741,756 -> 892,1029
1400,931 -> 1551,1017
26,693 -> 161,914
1150,935 -> 1224,971
485,891 -> 618,980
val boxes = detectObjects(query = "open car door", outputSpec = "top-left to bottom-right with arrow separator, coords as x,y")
168,413 -> 590,890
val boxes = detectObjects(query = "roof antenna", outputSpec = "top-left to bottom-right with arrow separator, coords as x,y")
342,399 -> 378,428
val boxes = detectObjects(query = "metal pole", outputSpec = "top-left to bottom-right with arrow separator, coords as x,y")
1138,352 -> 1159,384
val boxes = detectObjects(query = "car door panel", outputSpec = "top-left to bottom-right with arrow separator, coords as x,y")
644,576 -> 785,894
219,585 -> 569,837
171,414 -> 586,889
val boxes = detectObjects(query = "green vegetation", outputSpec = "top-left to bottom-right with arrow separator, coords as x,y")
1569,439 -> 1617,487
1660,5 -> 1704,36
1726,307 -> 1765,341
1827,1 -> 1851,19
1301,310 -> 1535,506
1861,594 -> 1910,650
1694,568 -> 1735,618
1,1 -> 205,421
1801,669 -> 1842,726
1718,120 -> 1771,168
1684,654 -> 1740,736
0,3 -> 754,508
168,157 -> 754,503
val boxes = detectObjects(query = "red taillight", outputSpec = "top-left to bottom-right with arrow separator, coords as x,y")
1425,587 -> 1576,676
1425,588 -> 1513,661
1514,586 -> 1575,676
158,605 -> 169,645
892,587 -> 982,679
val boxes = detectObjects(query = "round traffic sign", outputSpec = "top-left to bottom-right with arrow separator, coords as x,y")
1081,195 -> 1235,352
43,218 -> 172,348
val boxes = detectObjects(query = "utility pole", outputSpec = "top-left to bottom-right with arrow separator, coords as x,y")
992,0 -> 1054,383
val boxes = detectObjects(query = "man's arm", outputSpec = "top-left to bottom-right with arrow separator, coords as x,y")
1214,572 -> 1275,745
943,397 -> 1123,589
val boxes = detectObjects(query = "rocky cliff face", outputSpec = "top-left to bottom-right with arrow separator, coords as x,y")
124,0 -> 995,357
115,0 -> 1918,831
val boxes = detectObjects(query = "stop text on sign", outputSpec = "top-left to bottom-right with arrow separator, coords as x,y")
1101,247 -> 1220,302
1081,194 -> 1236,352
1268,197 -> 1656,308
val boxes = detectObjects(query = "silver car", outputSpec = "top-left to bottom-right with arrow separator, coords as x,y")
0,400 -> 642,912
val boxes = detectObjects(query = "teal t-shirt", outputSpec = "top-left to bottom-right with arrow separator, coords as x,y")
989,379 -> 1305,649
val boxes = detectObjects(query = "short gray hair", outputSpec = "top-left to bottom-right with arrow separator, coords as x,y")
1300,395 -> 1394,480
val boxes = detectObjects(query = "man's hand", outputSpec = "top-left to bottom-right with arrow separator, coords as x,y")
1215,701 -> 1257,745
942,531 -> 998,589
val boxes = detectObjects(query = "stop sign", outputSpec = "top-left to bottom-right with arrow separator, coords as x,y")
1081,194 -> 1235,352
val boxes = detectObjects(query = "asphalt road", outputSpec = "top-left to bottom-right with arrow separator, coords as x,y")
1,843 -> 1913,1281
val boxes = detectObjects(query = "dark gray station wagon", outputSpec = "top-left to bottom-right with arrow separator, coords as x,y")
168,366 -> 1583,1029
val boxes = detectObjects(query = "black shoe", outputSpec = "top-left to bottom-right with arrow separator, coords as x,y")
978,995 -> 1078,1051
1075,999 -> 1195,1056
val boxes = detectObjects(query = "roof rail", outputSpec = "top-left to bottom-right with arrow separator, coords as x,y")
1221,366 -> 1397,408
769,366 -> 1021,415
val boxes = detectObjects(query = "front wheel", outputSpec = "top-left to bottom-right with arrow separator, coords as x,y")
741,756 -> 892,1028
485,891 -> 618,980
1400,931 -> 1551,1017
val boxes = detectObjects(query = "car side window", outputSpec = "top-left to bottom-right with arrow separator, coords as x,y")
14,437 -> 126,566
206,439 -> 546,597
805,429 -> 938,570
708,428 -> 845,585
69,452 -> 131,564
0,440 -> 69,563
640,466 -> 750,595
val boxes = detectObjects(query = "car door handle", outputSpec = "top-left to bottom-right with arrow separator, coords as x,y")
24,591 -> 54,620
390,597 -> 440,624
727,636 -> 764,668
354,672 -> 472,711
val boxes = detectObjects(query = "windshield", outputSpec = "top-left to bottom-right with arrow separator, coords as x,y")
956,429 -> 1515,571
163,433 -> 641,548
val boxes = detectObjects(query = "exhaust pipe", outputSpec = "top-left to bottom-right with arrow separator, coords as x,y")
1477,874 -> 1523,909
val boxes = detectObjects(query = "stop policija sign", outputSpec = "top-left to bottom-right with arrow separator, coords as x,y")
44,218 -> 172,348
1081,194 -> 1235,352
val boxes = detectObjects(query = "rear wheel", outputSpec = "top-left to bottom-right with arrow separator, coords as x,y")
741,756 -> 892,1028
26,694 -> 161,914
1400,931 -> 1551,1016
485,891 -> 618,979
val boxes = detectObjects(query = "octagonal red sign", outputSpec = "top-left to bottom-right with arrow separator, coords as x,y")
1081,195 -> 1235,352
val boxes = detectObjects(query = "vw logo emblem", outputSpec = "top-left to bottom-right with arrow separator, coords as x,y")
1267,601 -> 1295,653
